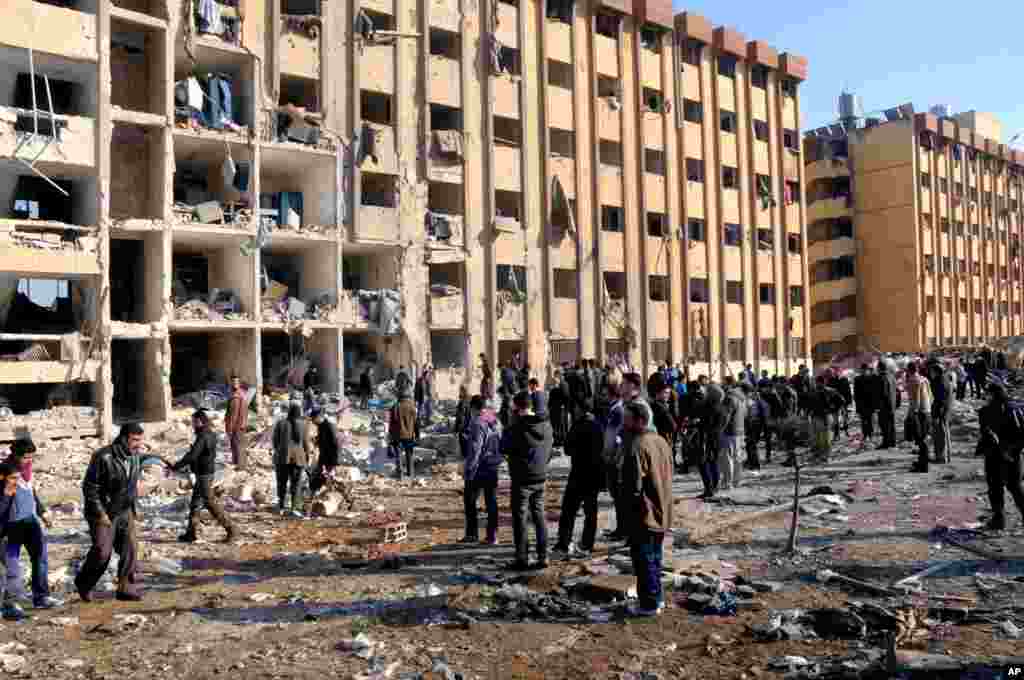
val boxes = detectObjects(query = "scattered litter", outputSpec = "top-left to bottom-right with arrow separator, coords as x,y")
249,593 -> 274,602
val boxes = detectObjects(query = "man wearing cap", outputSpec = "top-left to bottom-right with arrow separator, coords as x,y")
166,410 -> 236,544
977,383 -> 1024,531
76,423 -> 147,602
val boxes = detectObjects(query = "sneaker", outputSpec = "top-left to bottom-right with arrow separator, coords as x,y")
569,545 -> 592,560
1,602 -> 27,621
626,603 -> 662,618
33,596 -> 63,609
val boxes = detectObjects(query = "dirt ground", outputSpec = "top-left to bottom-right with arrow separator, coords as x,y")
5,397 -> 1024,679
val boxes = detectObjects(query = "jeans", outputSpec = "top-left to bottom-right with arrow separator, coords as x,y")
605,463 -> 627,533
228,431 -> 246,467
878,408 -> 896,447
75,510 -> 138,596
4,518 -> 49,603
745,423 -> 771,467
511,482 -> 547,563
556,478 -> 599,551
858,409 -> 875,441
463,478 -> 498,540
932,415 -> 951,463
395,439 -> 416,479
189,474 -> 234,534
956,381 -> 967,401
700,455 -> 720,496
629,530 -> 665,610
276,463 -> 303,511
718,435 -> 743,490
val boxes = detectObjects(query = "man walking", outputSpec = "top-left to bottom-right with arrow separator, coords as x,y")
309,408 -> 340,495
906,362 -> 933,473
502,391 -> 553,570
76,423 -> 146,602
977,383 -> 1024,531
225,376 -> 249,468
621,402 -> 673,617
877,363 -> 900,449
853,363 -> 878,446
928,361 -> 953,465
719,384 -> 747,490
388,385 -> 418,479
167,410 -> 235,543
553,399 -> 604,559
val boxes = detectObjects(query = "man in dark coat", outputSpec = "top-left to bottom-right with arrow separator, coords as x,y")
877,362 -> 900,449
501,391 -> 553,570
977,383 -> 1024,531
853,363 -> 880,445
167,410 -> 235,544
76,423 -> 146,602
553,399 -> 604,558
309,408 -> 340,494
461,396 -> 502,544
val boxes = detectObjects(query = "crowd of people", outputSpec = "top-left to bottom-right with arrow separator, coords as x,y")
0,348 -> 1020,621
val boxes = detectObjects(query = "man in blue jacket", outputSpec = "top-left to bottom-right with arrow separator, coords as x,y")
0,461 -> 35,620
460,396 -> 502,545
502,391 -> 553,570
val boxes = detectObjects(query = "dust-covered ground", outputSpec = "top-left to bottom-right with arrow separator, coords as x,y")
3,393 -> 1024,679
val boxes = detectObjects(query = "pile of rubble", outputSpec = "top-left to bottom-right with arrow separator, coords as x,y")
0,228 -> 99,254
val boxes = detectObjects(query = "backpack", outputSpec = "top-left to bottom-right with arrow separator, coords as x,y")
1004,400 -> 1024,445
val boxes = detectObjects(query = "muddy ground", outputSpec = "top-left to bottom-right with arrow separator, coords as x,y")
5,394 -> 1024,679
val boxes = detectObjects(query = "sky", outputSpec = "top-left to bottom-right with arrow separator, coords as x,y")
672,0 -> 1024,141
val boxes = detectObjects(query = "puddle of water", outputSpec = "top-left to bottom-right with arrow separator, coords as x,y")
222,574 -> 260,586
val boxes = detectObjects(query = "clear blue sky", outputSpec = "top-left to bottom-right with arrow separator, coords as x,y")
672,0 -> 1024,141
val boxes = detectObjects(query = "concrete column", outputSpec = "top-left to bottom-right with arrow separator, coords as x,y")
660,32 -> 684,363
619,17 -> 643,370
395,0 -> 428,366
792,85 -> 811,368
761,70 -> 784,371
588,8 -> 607,363
708,50 -> 726,377
572,3 -> 597,361
518,0 -> 546,374
97,0 -> 113,440
461,0 -> 488,389
734,61 -> 753,369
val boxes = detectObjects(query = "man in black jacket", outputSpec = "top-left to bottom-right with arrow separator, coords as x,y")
309,408 -> 340,494
75,423 -> 146,603
553,399 -> 604,559
167,410 -> 235,544
853,363 -> 879,446
977,383 -> 1024,531
877,363 -> 900,449
501,391 -> 553,570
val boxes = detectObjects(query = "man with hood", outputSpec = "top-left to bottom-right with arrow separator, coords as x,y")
877,361 -> 900,449
309,407 -> 340,495
699,383 -> 730,499
621,402 -> 673,617
461,396 -> 503,545
607,373 -> 649,540
501,390 -> 553,570
76,423 -> 146,603
977,382 -> 1024,531
166,410 -> 235,543
553,399 -> 604,559
388,384 -> 419,479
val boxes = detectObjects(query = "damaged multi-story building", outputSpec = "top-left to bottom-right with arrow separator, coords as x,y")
805,97 -> 1024,358
0,0 -> 809,441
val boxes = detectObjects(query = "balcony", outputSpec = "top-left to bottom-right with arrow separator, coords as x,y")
1,1 -> 97,62
493,78 -> 520,119
547,87 -> 574,130
356,205 -> 399,243
0,108 -> 96,170
361,47 -> 394,94
429,56 -> 461,108
651,301 -> 670,338
0,222 -> 101,278
808,197 -> 852,222
493,145 -> 522,192
595,35 -> 618,77
426,212 -> 464,248
280,20 -> 321,80
641,49 -> 661,90
551,298 -> 578,338
549,156 -> 575,197
546,21 -> 572,63
429,290 -> 464,329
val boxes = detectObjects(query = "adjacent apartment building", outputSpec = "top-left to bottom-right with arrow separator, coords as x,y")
805,100 -> 1024,359
0,0 -> 809,441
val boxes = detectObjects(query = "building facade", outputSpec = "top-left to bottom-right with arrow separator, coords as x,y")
806,107 -> 1024,359
0,0 -> 809,440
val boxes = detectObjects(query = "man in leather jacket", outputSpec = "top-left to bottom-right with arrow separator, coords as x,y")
75,423 -> 146,602
167,410 -> 235,544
